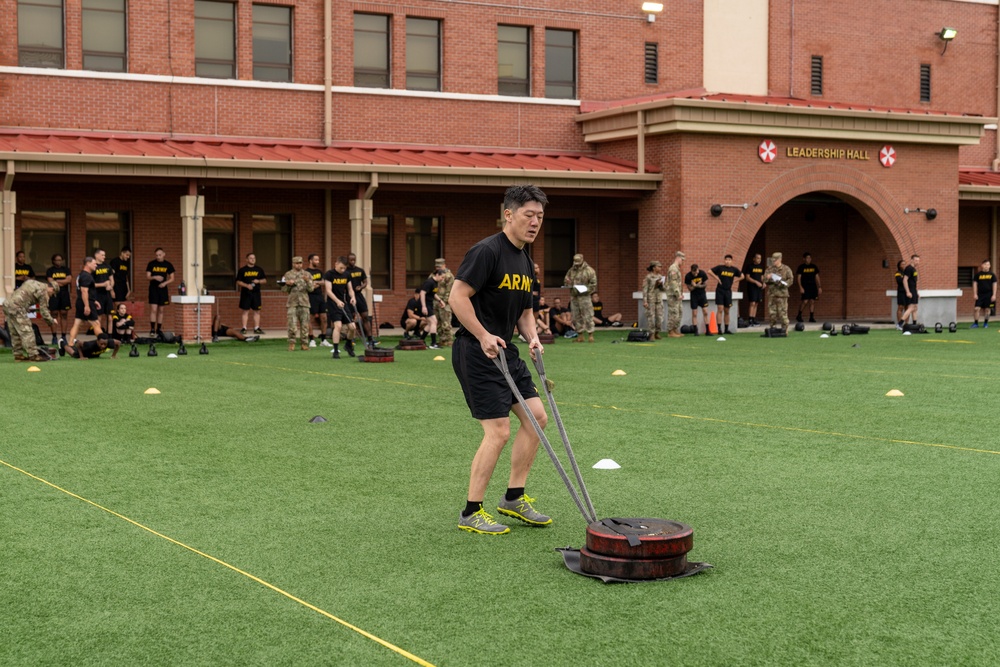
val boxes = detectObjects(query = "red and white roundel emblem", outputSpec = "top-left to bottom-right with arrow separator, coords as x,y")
758,140 -> 777,163
879,145 -> 896,168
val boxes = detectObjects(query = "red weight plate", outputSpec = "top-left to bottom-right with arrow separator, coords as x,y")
586,518 -> 693,560
579,547 -> 689,580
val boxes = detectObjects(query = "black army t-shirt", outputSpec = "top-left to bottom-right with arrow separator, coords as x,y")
419,278 -> 438,314
797,263 -> 819,288
454,232 -> 534,345
77,270 -> 98,306
348,265 -> 367,291
94,262 -> 113,293
685,270 -> 708,293
903,264 -> 918,292
111,257 -> 130,300
46,265 -> 70,295
976,270 -> 997,298
404,297 -> 421,320
237,265 -> 265,292
711,265 -> 743,291
324,269 -> 351,304
146,259 -> 175,287
14,262 -> 35,288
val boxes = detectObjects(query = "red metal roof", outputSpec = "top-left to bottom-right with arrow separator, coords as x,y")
580,90 -> 979,118
0,130 -> 658,174
960,169 -> 1000,187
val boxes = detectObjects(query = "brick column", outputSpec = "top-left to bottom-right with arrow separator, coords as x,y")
0,187 -> 14,302
167,195 -> 213,342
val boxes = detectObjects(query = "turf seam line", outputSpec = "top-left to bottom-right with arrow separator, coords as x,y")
0,457 -> 436,667
560,403 -> 1000,457
223,361 -> 438,389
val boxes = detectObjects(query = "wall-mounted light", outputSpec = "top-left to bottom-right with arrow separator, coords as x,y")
938,27 -> 957,55
643,2 -> 663,22
710,203 -> 749,217
904,207 -> 937,220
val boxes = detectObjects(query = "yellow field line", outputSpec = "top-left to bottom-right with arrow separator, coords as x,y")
561,402 -> 1000,457
0,458 -> 435,667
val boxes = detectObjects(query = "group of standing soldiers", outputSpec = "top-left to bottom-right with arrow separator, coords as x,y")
642,250 -> 798,338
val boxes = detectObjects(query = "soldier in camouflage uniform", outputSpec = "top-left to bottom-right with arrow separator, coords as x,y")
2,279 -> 57,361
282,256 -> 315,351
434,257 -> 454,347
642,260 -> 667,339
665,252 -> 685,337
563,253 -> 598,342
763,252 -> 794,330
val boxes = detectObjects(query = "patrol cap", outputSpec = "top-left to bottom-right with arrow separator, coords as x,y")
291,256 -> 303,263
675,251 -> 686,259
650,260 -> 662,268
771,252 -> 783,260
434,258 -> 446,266
573,253 -> 584,262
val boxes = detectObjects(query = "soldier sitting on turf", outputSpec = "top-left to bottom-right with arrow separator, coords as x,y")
549,296 -> 576,337
535,296 -> 552,334
591,292 -> 623,327
111,303 -> 137,343
61,333 -> 120,359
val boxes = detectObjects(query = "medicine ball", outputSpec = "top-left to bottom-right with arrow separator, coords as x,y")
822,322 -> 833,331
794,322 -> 805,332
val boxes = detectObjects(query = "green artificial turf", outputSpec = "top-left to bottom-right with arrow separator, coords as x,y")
2,328 -> 1000,665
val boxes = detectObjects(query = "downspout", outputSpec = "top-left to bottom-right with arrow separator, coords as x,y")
323,0 -> 332,146
636,110 -> 645,175
992,206 -> 997,271
2,161 -> 15,300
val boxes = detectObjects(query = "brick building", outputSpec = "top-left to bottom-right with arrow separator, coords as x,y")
2,0 -> 1000,339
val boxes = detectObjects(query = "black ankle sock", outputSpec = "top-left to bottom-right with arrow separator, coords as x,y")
462,501 -> 483,517
430,334 -> 437,345
505,487 -> 524,501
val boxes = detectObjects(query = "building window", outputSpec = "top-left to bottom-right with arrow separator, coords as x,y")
355,13 -> 390,88
957,266 -> 975,288
82,0 -> 126,72
920,64 -> 931,103
18,0 -> 64,68
371,216 -> 391,289
545,29 -> 576,99
203,214 -> 236,291
405,216 -> 441,289
195,0 -> 236,79
85,211 -> 131,260
406,17 -> 441,91
543,218 -> 576,288
20,210 -> 67,271
810,55 -> 823,96
252,214 -> 292,287
644,42 -> 658,84
253,4 -> 291,82
498,25 -> 530,96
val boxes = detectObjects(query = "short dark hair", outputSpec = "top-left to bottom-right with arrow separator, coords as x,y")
911,254 -> 920,260
51,253 -> 62,262
724,254 -> 733,260
503,184 -> 548,213
803,252 -> 811,258
97,333 -> 109,341
95,247 -> 105,255
307,253 -> 319,262
121,245 -> 131,253
83,256 -> 95,266
691,263 -> 699,271
336,256 -> 349,265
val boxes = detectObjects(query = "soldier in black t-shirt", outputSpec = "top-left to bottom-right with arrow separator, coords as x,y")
67,256 -> 103,344
744,253 -> 765,326
323,257 -> 356,358
400,289 -> 427,337
685,264 -> 710,334
347,253 -> 375,346
894,259 -> 908,328
306,254 -> 330,347
901,254 -> 921,326
61,333 -> 120,359
45,253 -> 72,344
111,246 -> 131,303
452,185 -> 551,536
590,292 -> 622,326
548,296 -> 575,337
795,252 -> 821,323
14,250 -> 35,290
111,303 -> 136,342
145,247 -> 175,337
709,255 -> 743,334
972,259 -> 997,328
419,270 -> 443,348
93,248 -> 115,332
236,253 -> 267,335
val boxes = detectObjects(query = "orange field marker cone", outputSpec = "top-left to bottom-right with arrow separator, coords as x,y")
708,311 -> 719,335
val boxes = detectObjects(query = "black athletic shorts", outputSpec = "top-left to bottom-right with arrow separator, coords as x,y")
239,290 -> 262,311
327,301 -> 352,325
75,300 -> 99,321
690,292 -> 708,309
215,325 -> 230,338
909,294 -> 919,305
354,293 -> 369,314
747,285 -> 763,303
897,290 -> 909,307
148,283 -> 170,306
97,292 -> 114,316
802,286 -> 819,300
453,335 -> 538,420
49,291 -> 71,312
309,292 -> 325,316
976,294 -> 993,309
715,288 -> 733,308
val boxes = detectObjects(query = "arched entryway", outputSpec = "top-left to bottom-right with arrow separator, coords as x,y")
725,164 -> 912,321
